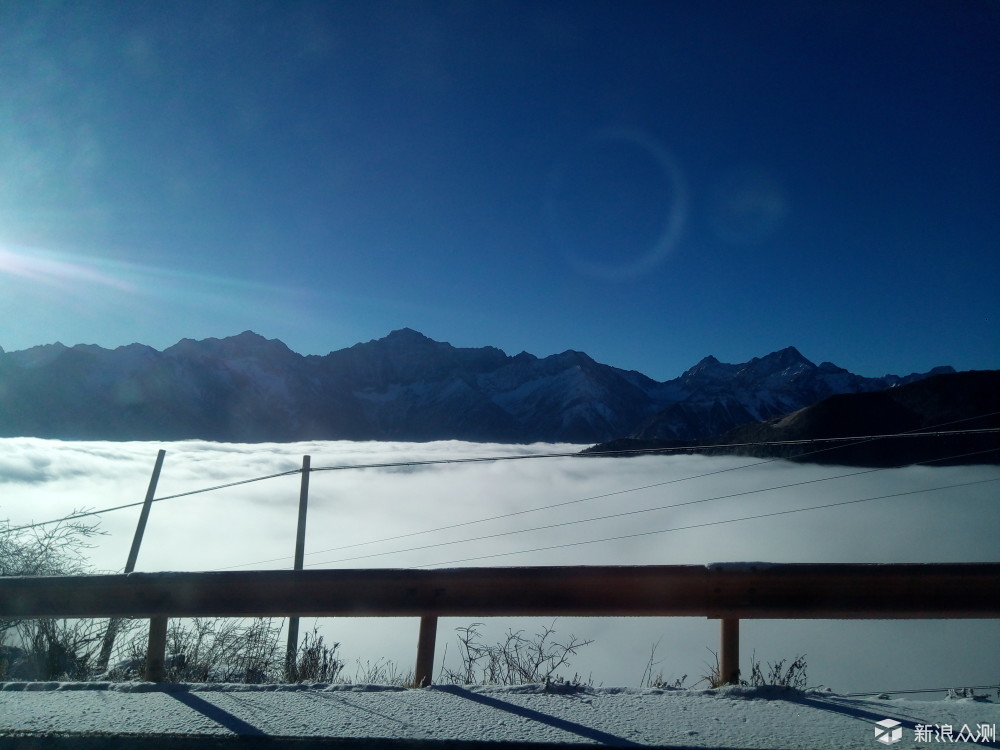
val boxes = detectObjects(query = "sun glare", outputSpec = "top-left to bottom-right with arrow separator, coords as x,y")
0,244 -> 134,292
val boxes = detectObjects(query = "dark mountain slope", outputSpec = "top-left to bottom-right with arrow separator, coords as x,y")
631,346 -> 955,441
587,371 -> 1000,467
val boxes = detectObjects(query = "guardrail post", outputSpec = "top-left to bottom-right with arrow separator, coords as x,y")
146,616 -> 168,682
415,616 -> 438,687
720,618 -> 739,685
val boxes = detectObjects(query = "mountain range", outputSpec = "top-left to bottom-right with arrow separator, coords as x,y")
0,329 -> 964,446
587,369 -> 1000,466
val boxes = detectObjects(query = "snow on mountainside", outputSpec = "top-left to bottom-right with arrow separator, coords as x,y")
0,329 -> 955,443
630,346 -> 955,441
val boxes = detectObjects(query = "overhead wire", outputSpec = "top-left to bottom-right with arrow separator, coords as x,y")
275,412 -> 1000,479
213,413 -> 999,570
303,464 -> 892,567
583,427 -> 1000,456
4,410 -> 997,539
290,413 -> 1000,561
213,455 -> 778,570
221,430 -> 904,568
412,475 -> 1000,568
292,446 -> 999,568
1,468 -> 301,534
302,426 -> 999,467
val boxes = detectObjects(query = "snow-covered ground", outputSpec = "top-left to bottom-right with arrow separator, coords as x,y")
0,682 -> 997,748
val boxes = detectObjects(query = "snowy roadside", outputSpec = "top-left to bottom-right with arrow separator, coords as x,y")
0,682 -> 997,749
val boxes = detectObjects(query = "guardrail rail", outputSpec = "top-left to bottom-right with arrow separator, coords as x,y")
2,562 -> 997,686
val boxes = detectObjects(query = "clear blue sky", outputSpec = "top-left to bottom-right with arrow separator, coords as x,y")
1,0 -> 997,381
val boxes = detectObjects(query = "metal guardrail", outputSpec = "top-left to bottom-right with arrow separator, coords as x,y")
2,563 -> 997,686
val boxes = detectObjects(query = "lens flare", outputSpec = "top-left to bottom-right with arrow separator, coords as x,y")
544,129 -> 688,281
0,244 -> 134,292
0,242 -> 295,306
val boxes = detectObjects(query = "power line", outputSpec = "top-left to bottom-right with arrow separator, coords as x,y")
5,413 -> 997,537
412,476 -> 1000,568
214,416 -> 1000,570
213,455 -> 776,570
295,447 -> 998,568
216,435 -> 999,571
300,427 -> 1000,469
295,410 -> 1000,472
1,468 -> 301,534
301,465 -> 890,567
291,415 -> 998,559
585,427 -> 1000,456
247,435 -> 886,566
577,409 -> 1000,459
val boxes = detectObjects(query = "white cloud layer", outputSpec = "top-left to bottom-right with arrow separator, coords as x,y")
1,438 -> 997,694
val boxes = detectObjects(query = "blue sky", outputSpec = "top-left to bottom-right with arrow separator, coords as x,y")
1,0 -> 997,381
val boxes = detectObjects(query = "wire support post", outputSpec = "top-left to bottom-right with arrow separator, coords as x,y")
97,448 -> 166,673
125,449 -> 167,573
285,455 -> 311,682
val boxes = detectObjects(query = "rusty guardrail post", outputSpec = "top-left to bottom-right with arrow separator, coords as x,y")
415,616 -> 438,687
720,618 -> 739,684
145,616 -> 168,682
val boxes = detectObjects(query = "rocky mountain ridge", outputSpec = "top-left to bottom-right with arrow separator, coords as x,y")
588,370 -> 1000,467
0,329 -> 955,443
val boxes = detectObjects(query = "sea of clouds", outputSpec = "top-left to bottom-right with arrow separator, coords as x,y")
1,438 -> 997,694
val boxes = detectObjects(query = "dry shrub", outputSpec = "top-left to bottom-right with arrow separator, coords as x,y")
439,621 -> 593,686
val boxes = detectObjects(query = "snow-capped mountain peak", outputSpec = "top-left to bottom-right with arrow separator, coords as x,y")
0,331 -> 957,443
